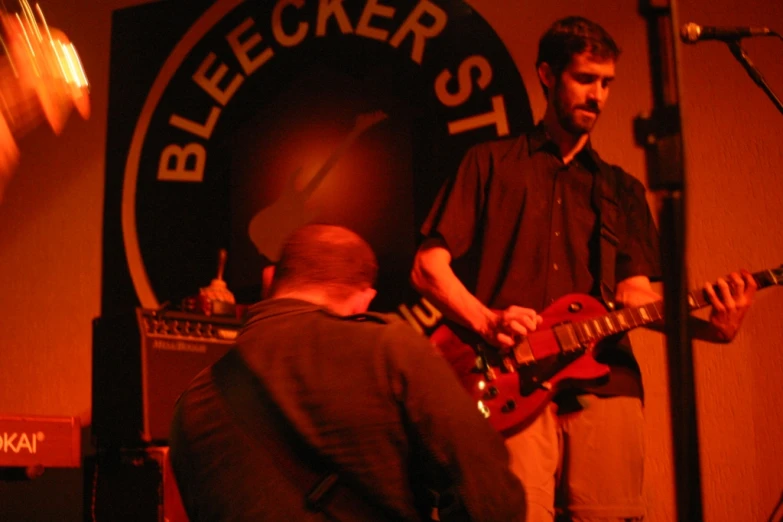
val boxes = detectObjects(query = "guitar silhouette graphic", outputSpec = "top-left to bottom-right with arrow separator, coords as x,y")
248,111 -> 388,262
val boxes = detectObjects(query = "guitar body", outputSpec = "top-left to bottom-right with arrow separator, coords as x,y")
429,265 -> 783,437
430,293 -> 613,437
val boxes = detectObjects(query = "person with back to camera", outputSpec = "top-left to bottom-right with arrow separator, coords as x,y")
170,223 -> 528,521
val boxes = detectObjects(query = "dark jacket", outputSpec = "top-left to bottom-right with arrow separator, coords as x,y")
170,298 -> 526,521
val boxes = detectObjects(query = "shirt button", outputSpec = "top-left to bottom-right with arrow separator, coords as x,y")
556,198 -> 562,205
554,231 -> 561,237
553,263 -> 559,271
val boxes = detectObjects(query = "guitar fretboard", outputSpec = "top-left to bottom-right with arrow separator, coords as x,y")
573,301 -> 664,344
571,268 -> 780,345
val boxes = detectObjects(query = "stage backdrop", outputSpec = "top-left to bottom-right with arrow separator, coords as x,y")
103,0 -> 534,318
1,0 -> 782,521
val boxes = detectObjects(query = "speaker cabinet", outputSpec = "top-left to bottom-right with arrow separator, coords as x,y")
85,446 -> 188,522
92,309 -> 241,448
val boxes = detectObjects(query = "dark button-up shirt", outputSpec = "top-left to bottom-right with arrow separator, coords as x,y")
422,125 -> 661,397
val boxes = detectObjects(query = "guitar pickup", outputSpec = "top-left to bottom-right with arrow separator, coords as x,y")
512,339 -> 536,365
553,323 -> 581,353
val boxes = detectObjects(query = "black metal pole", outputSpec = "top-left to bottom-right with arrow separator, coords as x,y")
726,40 -> 783,115
635,1 -> 704,520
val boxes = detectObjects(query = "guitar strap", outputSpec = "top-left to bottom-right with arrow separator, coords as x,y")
211,349 -> 387,521
592,162 -> 621,310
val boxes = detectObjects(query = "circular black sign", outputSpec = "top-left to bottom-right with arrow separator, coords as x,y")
118,0 -> 533,312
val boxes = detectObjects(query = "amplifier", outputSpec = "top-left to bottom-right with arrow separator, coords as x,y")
92,308 -> 242,448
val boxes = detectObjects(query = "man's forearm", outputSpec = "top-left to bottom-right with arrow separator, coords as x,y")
410,245 -> 493,336
412,262 -> 491,334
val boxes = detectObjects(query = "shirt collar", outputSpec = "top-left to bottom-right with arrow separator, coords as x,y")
245,297 -> 326,323
528,122 -> 602,174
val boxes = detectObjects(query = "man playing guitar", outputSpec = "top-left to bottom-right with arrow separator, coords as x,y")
411,16 -> 757,522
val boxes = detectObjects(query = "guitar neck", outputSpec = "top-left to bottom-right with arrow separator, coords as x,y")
571,268 -> 781,344
687,269 -> 779,308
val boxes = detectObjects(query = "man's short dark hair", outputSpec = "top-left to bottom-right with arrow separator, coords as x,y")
271,224 -> 378,300
536,16 -> 621,96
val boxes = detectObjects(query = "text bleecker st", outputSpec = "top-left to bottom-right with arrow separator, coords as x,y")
157,0 -> 511,183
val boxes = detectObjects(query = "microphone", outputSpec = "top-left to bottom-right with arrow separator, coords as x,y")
680,22 -> 773,44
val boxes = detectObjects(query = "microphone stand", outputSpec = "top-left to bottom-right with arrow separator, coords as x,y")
726,39 -> 783,115
635,1 -> 703,521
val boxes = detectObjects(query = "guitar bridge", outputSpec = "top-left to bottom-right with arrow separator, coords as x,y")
512,339 -> 535,365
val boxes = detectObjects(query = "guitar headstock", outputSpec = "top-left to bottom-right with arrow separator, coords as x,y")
767,265 -> 783,286
353,110 -> 388,133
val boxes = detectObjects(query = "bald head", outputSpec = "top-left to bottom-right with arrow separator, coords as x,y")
270,225 -> 378,307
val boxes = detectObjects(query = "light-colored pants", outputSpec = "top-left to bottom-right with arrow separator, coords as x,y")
505,395 -> 645,522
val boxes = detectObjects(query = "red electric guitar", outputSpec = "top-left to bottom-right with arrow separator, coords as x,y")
430,265 -> 783,437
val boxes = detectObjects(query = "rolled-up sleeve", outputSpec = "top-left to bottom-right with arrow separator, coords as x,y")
421,145 -> 489,260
